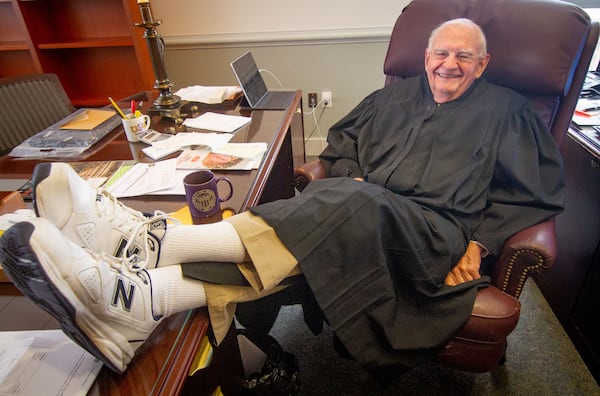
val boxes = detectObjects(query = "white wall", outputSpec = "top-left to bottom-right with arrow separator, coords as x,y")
147,1 -> 599,156
147,0 -> 411,155
151,0 -> 407,42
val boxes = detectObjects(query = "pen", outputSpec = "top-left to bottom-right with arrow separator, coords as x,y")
108,97 -> 127,119
583,106 -> 600,112
131,100 -> 136,114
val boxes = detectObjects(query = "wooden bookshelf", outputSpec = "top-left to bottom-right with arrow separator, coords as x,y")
0,0 -> 155,107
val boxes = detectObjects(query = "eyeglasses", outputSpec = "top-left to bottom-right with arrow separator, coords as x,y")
431,49 -> 480,64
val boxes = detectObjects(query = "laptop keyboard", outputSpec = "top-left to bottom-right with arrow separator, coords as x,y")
257,91 -> 295,110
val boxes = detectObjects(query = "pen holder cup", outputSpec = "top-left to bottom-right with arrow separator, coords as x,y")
121,114 -> 151,142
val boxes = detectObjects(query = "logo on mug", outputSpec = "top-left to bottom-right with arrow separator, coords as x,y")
192,189 -> 217,212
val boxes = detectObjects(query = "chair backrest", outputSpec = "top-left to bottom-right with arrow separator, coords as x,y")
383,0 -> 599,145
0,73 -> 75,154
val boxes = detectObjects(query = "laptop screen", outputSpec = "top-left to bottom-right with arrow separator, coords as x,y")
231,52 -> 268,107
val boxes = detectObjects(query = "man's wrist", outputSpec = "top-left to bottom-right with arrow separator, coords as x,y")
469,240 -> 489,258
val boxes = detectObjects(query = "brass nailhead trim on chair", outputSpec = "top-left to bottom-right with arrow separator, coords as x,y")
502,249 -> 544,299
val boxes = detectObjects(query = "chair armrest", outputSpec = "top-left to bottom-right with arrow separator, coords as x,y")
294,160 -> 327,192
491,218 -> 557,298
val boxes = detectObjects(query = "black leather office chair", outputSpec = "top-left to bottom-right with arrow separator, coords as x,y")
0,73 -> 74,155
238,0 -> 599,375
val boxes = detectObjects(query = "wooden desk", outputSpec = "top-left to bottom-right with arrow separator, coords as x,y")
0,91 -> 305,395
535,127 -> 600,385
0,191 -> 27,295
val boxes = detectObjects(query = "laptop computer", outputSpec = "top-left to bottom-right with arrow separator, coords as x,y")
230,51 -> 295,110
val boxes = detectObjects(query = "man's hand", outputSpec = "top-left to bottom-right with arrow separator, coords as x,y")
444,241 -> 483,286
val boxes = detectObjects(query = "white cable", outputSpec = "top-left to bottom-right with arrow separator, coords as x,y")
303,99 -> 328,151
255,64 -> 328,150
304,99 -> 325,115
258,68 -> 284,88
255,67 -> 326,150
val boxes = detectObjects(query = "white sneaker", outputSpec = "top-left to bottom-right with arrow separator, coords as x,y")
32,162 -> 168,268
0,217 -> 162,373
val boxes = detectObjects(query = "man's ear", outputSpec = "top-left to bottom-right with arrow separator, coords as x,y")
476,54 -> 491,78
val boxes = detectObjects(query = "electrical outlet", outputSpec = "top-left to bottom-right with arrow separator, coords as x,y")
308,93 -> 318,108
321,91 -> 332,108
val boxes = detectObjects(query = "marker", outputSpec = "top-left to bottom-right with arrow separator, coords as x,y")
131,100 -> 136,114
108,97 -> 127,119
575,109 -> 592,117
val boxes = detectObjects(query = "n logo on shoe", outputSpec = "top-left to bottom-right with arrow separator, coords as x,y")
115,238 -> 142,259
112,277 -> 135,312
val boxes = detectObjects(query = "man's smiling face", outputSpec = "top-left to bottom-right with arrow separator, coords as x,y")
424,20 -> 490,104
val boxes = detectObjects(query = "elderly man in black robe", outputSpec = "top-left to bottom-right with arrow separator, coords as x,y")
0,18 -> 564,374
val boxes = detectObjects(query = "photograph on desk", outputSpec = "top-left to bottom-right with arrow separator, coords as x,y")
176,143 -> 267,170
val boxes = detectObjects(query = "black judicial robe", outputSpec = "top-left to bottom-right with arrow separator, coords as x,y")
250,76 -> 565,368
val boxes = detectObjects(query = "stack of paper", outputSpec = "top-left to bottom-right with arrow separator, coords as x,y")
573,98 -> 600,126
105,159 -> 178,198
142,132 -> 234,161
182,112 -> 251,133
175,86 -> 242,104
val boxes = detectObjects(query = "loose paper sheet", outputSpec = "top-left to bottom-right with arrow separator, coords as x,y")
182,112 -> 251,133
0,330 -> 102,396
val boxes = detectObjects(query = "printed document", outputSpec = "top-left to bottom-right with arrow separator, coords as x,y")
0,330 -> 102,396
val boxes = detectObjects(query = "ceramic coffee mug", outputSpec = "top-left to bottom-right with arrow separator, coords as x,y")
121,113 -> 151,142
183,170 -> 233,219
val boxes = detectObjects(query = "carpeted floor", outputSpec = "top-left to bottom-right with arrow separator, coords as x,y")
264,280 -> 599,395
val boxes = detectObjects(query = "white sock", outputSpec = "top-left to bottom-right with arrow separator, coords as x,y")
149,265 -> 206,318
159,221 -> 246,266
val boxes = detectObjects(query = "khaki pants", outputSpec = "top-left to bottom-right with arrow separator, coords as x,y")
201,211 -> 301,343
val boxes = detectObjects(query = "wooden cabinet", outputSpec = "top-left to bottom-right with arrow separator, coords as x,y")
0,0 -> 154,107
535,130 -> 600,384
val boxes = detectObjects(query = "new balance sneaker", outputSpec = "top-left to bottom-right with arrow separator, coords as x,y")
32,162 -> 168,268
0,217 -> 162,373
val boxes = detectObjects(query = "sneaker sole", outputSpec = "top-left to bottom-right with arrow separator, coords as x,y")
31,162 -> 52,217
0,222 -> 133,373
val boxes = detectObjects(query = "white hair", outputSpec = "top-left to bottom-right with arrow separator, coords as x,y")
428,18 -> 488,57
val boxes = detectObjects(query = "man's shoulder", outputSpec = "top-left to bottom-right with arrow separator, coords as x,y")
380,75 -> 426,99
385,75 -> 424,89
477,79 -> 528,105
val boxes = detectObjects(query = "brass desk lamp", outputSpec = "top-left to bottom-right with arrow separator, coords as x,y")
135,0 -> 183,121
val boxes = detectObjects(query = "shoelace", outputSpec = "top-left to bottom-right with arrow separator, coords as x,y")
96,188 -> 180,268
96,250 -> 141,274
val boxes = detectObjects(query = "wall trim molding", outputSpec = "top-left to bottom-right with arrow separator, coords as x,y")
163,26 -> 393,49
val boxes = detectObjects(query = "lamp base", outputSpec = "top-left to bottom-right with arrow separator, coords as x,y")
148,93 -> 183,121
